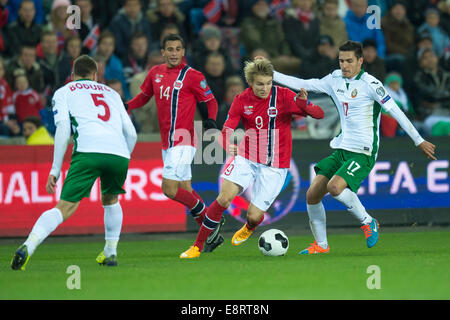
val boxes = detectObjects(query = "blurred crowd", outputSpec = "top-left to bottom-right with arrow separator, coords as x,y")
0,0 -> 449,145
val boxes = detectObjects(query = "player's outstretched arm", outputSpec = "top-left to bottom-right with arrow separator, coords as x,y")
126,92 -> 151,112
384,102 -> 436,160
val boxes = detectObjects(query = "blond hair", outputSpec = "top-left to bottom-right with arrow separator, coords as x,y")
243,58 -> 274,85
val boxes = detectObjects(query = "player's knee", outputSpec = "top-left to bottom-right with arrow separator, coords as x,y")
306,187 -> 322,204
327,182 -> 342,197
162,185 -> 178,199
216,193 -> 232,208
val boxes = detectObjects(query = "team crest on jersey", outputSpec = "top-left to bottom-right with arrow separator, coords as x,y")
351,88 -> 358,98
267,106 -> 278,117
244,105 -> 254,115
155,74 -> 163,83
174,80 -> 183,90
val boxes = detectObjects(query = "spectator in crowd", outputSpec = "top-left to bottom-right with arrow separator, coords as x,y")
147,0 -> 187,44
362,39 -> 386,82
381,0 -> 415,72
38,31 -> 61,97
344,0 -> 386,59
282,0 -> 321,62
12,69 -> 43,123
75,0 -> 95,42
5,0 -> 42,57
402,32 -> 434,107
203,52 -> 229,105
58,35 -> 82,86
128,50 -> 164,133
0,0 -> 8,56
108,0 -> 154,61
92,0 -> 125,30
240,0 -> 300,75
92,54 -> 107,83
6,0 -> 44,25
43,0 -> 76,52
0,56 -> 19,137
6,45 -> 45,94
123,32 -> 149,83
413,48 -> 450,128
418,7 -> 450,58
216,75 -> 244,130
300,35 -> 339,79
385,72 -> 415,117
319,0 -> 348,48
191,24 -> 234,73
438,0 -> 450,36
22,115 -> 54,145
95,31 -> 130,99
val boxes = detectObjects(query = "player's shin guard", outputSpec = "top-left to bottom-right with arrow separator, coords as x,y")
194,200 -> 227,251
103,202 -> 123,257
307,202 -> 328,249
333,188 -> 372,225
24,208 -> 64,256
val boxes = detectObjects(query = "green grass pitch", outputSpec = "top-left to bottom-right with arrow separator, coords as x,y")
1,228 -> 449,300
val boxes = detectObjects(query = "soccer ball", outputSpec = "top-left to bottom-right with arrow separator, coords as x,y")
258,229 -> 289,256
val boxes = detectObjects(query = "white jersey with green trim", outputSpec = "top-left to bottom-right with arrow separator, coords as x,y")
52,80 -> 134,159
274,69 -> 420,159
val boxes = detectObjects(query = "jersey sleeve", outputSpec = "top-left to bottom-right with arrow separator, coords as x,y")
282,88 -> 306,115
51,87 -> 70,126
367,78 -> 397,112
189,70 -> 215,103
222,95 -> 242,131
274,71 -> 332,94
140,67 -> 155,97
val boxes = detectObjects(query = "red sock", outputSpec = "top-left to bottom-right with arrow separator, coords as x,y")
191,190 -> 205,225
173,188 -> 198,210
194,200 -> 227,251
246,215 -> 264,231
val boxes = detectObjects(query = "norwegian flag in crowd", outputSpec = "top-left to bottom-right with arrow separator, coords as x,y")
270,0 -> 290,20
203,0 -> 226,23
83,24 -> 101,51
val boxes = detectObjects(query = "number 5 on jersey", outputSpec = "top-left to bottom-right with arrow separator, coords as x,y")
91,93 -> 110,121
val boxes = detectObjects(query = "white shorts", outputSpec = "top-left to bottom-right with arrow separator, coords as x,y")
221,155 -> 288,211
162,146 -> 196,181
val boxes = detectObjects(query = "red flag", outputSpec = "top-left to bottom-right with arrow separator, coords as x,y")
83,24 -> 101,51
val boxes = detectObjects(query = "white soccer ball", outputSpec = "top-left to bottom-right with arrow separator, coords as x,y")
258,229 -> 289,256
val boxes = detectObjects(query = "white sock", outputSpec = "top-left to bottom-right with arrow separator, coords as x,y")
24,208 -> 64,256
333,188 -> 372,225
307,202 -> 328,249
103,202 -> 123,257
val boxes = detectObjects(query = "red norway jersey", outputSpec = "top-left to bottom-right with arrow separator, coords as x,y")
140,62 -> 214,150
223,86 -> 308,168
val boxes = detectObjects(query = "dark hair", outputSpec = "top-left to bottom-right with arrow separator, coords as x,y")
73,55 -> 98,77
161,33 -> 185,49
98,30 -> 115,45
23,116 -> 43,128
339,40 -> 363,59
131,31 -> 147,43
362,39 -> 377,49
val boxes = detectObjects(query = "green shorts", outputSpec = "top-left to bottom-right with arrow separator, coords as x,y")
60,152 -> 129,203
314,149 -> 375,192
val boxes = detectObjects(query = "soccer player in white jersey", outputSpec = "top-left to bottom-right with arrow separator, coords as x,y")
11,55 -> 137,270
273,41 -> 436,254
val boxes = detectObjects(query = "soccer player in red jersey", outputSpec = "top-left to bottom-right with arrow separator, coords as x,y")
180,57 -> 325,258
127,34 -> 224,252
